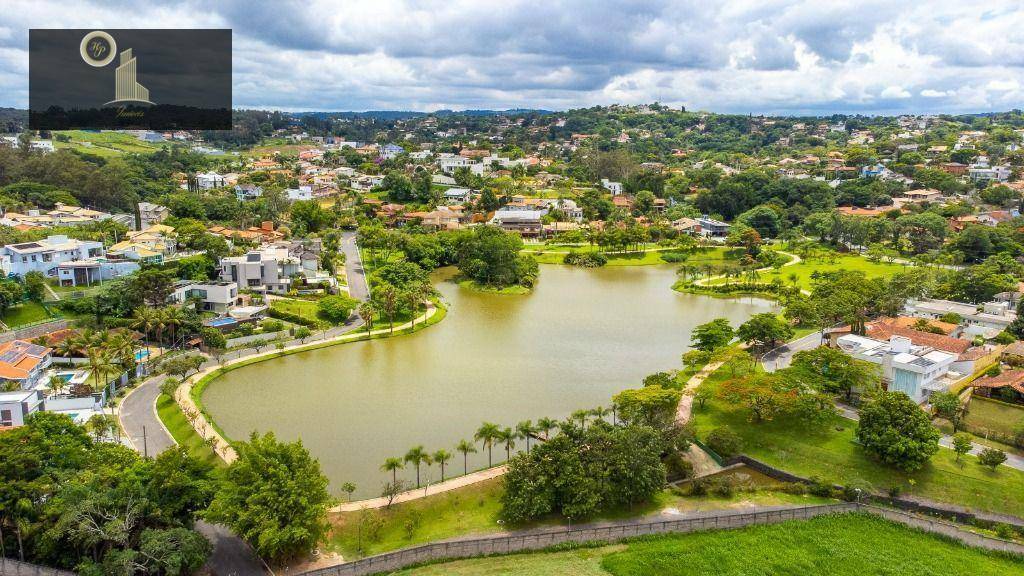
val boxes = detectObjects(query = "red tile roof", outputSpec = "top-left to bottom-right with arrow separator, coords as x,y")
865,318 -> 971,354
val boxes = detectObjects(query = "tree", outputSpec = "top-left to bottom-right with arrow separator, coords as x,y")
455,225 -> 538,288
930,391 -> 965,433
128,269 -> 175,307
161,354 -> 205,380
380,457 -> 404,484
516,420 -> 538,453
318,294 -> 358,324
475,422 -> 501,467
381,480 -> 410,509
496,427 -> 517,462
613,386 -> 681,430
856,391 -> 940,471
717,374 -> 789,423
200,326 -> 227,351
736,313 -> 794,352
205,432 -> 331,563
455,439 -> 477,475
978,447 -> 1007,471
23,271 -> 46,302
433,450 -> 452,481
404,445 -> 432,488
951,432 -> 972,463
341,482 -> 356,502
289,199 -> 332,232
137,527 -> 211,576
706,426 -> 742,458
294,326 -> 312,342
787,346 -> 878,402
691,318 -> 734,352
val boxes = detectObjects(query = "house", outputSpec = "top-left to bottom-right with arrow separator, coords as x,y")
905,298 -> 1016,338
380,144 -> 405,160
0,235 -> 104,279
489,209 -> 544,237
443,188 -> 473,204
286,186 -> 314,201
219,247 -> 299,294
195,172 -> 227,190
0,388 -> 44,427
234,184 -> 264,201
861,164 -> 886,178
107,224 -> 177,263
969,164 -> 1012,183
671,217 -> 702,235
0,340 -> 52,391
57,257 -> 140,287
697,215 -> 730,238
969,370 -> 1024,404
600,179 -> 623,196
1001,341 -> 1024,366
137,202 -> 169,229
899,189 -> 943,204
836,334 -> 957,403
550,198 -> 583,221
171,280 -> 239,314
402,208 -> 461,231
939,162 -> 968,176
863,317 -> 978,374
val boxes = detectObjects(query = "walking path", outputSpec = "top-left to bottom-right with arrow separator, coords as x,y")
690,249 -> 806,294
676,361 -> 725,424
332,465 -> 508,512
835,403 -> 1024,471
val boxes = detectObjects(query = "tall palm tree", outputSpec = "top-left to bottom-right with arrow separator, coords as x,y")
381,457 -> 404,484
516,420 -> 537,453
433,449 -> 452,482
163,307 -> 185,349
46,374 -> 66,397
85,347 -> 114,398
455,439 -> 477,475
131,308 -> 155,354
474,422 -> 500,467
496,427 -> 517,462
590,406 -> 611,424
358,301 -> 375,335
536,417 -> 558,440
152,308 -> 168,348
571,409 -> 589,429
402,289 -> 420,329
403,446 -> 431,488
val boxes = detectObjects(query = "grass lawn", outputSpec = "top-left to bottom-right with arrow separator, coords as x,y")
53,130 -> 165,157
327,477 -> 832,559
2,301 -> 52,327
270,297 -> 323,323
524,245 -> 738,267
397,513 -> 1024,575
155,393 -> 224,469
964,396 -> 1024,438
456,278 -> 532,294
692,354 -> 1024,518
742,253 -> 908,291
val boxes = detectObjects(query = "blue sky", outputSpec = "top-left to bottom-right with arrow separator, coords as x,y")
3,0 -> 1023,115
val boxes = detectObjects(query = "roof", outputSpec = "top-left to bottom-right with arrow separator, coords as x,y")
1003,341 -> 1024,357
865,318 -> 971,354
886,316 -> 958,335
0,340 -> 51,381
971,370 -> 1024,395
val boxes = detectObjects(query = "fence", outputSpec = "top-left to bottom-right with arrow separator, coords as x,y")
0,558 -> 75,576
0,319 -> 70,343
300,504 -> 858,576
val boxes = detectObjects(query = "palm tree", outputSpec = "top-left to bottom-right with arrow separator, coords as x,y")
358,301 -> 375,335
571,409 -> 589,429
404,446 -> 431,488
456,439 -> 477,475
433,449 -> 452,481
152,308 -> 168,348
496,427 -> 517,462
131,308 -> 155,354
516,420 -> 537,453
163,306 -> 185,349
381,457 -> 404,484
474,422 -> 500,467
536,417 -> 558,440
46,374 -> 66,398
85,347 -> 114,399
590,406 -> 611,424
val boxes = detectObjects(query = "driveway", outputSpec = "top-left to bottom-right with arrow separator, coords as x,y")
118,373 -> 175,458
762,331 -> 823,372
340,230 -> 369,302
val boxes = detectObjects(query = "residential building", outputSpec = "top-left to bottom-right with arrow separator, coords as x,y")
0,388 -> 43,428
107,224 -> 176,263
443,188 -> 473,204
969,164 -> 1012,183
905,298 -> 1017,337
195,172 -> 227,190
600,178 -> 623,196
137,202 -> 169,229
0,235 -> 104,279
234,184 -> 264,201
380,144 -> 405,159
0,340 -> 52,391
836,334 -> 957,403
697,215 -> 730,237
219,247 -> 299,294
57,257 -> 140,287
489,209 -> 544,237
171,280 -> 239,313
286,186 -> 314,201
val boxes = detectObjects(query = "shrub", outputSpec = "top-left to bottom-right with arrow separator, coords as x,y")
688,478 -> 708,496
986,365 -> 1003,378
261,319 -> 284,333
318,295 -> 358,324
841,479 -> 874,502
563,251 -> 608,267
705,426 -> 742,458
808,476 -> 834,498
888,485 -> 903,499
996,523 -> 1016,540
978,448 -> 1008,470
664,452 -> 694,481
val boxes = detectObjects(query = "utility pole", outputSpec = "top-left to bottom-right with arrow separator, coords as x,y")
143,425 -> 148,458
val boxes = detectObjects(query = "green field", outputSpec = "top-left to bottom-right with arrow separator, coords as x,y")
269,297 -> 323,323
396,513 -> 1023,575
749,253 -> 908,291
524,245 -> 738,267
327,477 -> 832,559
155,393 -> 223,468
692,354 -> 1024,518
2,301 -> 53,328
53,130 -> 166,157
964,396 -> 1024,438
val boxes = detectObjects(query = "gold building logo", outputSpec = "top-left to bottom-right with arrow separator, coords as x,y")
79,30 -> 154,106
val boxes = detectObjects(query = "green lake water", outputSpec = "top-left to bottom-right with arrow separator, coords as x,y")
201,264 -> 775,497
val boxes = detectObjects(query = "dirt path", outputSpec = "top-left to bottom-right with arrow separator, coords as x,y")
676,360 -> 725,424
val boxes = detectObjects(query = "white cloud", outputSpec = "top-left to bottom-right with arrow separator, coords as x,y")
1,0 -> 1022,114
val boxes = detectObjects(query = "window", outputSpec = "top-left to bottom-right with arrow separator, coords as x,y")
0,409 -> 12,427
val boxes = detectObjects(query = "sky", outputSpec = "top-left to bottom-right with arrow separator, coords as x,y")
2,0 -> 1024,116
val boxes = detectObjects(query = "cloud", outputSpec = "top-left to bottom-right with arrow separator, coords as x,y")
0,0 -> 1022,114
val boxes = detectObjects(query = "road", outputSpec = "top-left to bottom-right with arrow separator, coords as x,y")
835,404 -> 1024,471
340,230 -> 370,302
196,522 -> 269,576
118,372 -> 175,457
761,331 -> 824,372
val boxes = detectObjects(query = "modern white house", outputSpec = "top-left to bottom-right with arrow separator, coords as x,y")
443,187 -> 473,204
56,258 -> 140,287
0,388 -> 43,428
286,186 -> 314,202
171,280 -> 239,314
836,334 -> 957,403
234,184 -> 264,201
601,178 -> 623,196
137,202 -> 170,229
195,172 -> 227,190
697,215 -> 731,238
219,248 -> 299,294
0,235 -> 104,279
905,298 -> 1016,338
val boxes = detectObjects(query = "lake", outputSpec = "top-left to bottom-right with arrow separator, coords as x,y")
201,264 -> 775,497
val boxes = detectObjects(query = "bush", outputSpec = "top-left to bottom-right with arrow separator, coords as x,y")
563,251 -> 608,267
841,479 -> 874,502
996,523 -> 1016,540
808,476 -> 834,498
664,451 -> 694,481
688,478 -> 708,496
318,295 -> 358,324
705,426 -> 742,458
261,319 -> 285,333
710,477 -> 735,498
978,447 -> 1007,470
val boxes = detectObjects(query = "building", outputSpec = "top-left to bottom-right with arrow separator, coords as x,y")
969,164 -> 1012,183
380,144 -> 405,159
600,179 -> 623,196
443,188 -> 472,204
137,202 -> 169,229
195,172 -> 227,190
171,280 -> 239,314
234,184 -> 264,201
0,340 -> 52,391
489,209 -> 544,237
219,248 -> 299,294
905,298 -> 1016,338
0,235 -> 104,279
697,215 -> 730,238
107,224 -> 176,263
836,334 -> 957,403
286,186 -> 314,201
56,258 -> 140,287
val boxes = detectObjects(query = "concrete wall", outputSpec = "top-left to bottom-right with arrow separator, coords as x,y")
225,331 -> 286,348
0,319 -> 70,343
0,557 -> 76,576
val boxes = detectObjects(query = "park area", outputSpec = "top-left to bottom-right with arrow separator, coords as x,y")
523,244 -> 740,266
962,396 -> 1024,440
691,352 -> 1024,518
393,513 -> 1024,575
702,251 -> 908,291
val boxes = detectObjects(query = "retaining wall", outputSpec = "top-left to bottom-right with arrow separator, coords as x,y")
0,558 -> 76,576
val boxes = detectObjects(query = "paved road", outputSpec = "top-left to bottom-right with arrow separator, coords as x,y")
196,522 -> 269,576
835,404 -> 1024,471
118,372 -> 175,457
341,230 -> 370,302
762,331 -> 824,372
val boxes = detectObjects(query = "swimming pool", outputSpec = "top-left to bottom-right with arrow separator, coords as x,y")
135,349 -> 150,362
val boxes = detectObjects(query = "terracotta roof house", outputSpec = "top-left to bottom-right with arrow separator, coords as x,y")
0,340 -> 52,389
865,318 -> 971,354
836,206 -> 885,217
886,316 -> 959,336
970,370 -> 1024,400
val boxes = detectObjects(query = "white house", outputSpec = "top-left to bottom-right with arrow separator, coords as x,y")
0,235 -> 104,279
443,188 -> 473,204
171,280 -> 239,313
57,258 -> 140,287
600,178 -> 623,196
195,172 -> 227,190
0,388 -> 43,428
286,186 -> 314,202
836,334 -> 957,403
219,248 -> 299,294
234,184 -> 264,201
905,298 -> 1016,338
